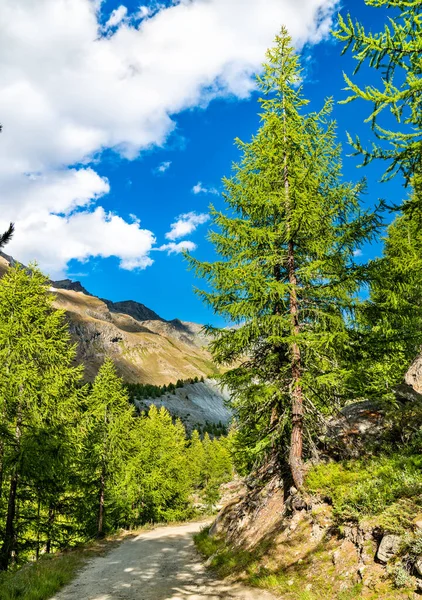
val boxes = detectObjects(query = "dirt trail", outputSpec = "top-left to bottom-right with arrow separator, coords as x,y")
51,521 -> 277,600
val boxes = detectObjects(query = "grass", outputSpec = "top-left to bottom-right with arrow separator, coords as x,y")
306,453 -> 422,532
0,536 -> 122,600
194,526 -> 369,599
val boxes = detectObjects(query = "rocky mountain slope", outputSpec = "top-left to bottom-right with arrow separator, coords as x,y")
135,378 -> 231,430
0,253 -> 218,385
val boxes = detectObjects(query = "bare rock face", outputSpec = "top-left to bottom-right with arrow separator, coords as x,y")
405,353 -> 422,395
376,534 -> 401,564
103,299 -> 162,323
135,379 -> 231,431
325,401 -> 386,457
52,278 -> 92,296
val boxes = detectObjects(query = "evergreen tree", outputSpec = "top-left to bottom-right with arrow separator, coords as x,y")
187,29 -> 380,488
0,265 -> 82,570
128,406 -> 193,523
83,358 -> 134,537
354,182 -> 422,400
188,430 -> 206,489
334,0 -> 422,187
201,434 -> 232,508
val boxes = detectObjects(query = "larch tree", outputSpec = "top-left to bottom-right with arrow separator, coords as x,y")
84,358 -> 134,538
334,0 -> 422,189
353,178 -> 422,401
187,29 -> 381,488
129,405 -> 193,523
0,265 -> 82,571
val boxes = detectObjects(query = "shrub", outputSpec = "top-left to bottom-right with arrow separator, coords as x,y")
306,454 -> 422,531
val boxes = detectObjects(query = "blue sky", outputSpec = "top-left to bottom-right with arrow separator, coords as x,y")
0,0 -> 408,326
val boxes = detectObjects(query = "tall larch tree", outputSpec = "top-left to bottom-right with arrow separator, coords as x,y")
187,29 -> 381,488
84,358 -> 134,538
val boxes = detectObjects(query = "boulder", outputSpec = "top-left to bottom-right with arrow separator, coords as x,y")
413,517 -> 422,532
325,401 -> 386,457
405,353 -> 422,395
376,534 -> 401,564
415,558 -> 422,578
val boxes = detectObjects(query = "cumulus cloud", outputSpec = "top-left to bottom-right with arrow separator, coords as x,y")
155,161 -> 172,174
6,204 -> 155,278
105,5 -> 127,29
165,212 -> 210,241
192,182 -> 219,195
0,0 -> 338,275
158,240 -> 197,255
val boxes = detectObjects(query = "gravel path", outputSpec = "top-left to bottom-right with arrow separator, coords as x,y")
51,521 -> 277,600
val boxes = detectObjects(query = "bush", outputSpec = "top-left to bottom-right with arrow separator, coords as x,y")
306,454 -> 422,532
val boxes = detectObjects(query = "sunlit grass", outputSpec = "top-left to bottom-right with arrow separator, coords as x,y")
0,537 -> 119,600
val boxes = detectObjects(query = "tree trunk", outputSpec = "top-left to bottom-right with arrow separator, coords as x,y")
0,471 -> 18,571
97,465 -> 105,538
0,441 -> 4,500
36,496 -> 41,561
287,238 -> 304,489
283,95 -> 304,489
46,505 -> 55,554
0,409 -> 21,572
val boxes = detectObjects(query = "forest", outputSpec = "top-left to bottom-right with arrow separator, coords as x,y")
0,265 -> 232,572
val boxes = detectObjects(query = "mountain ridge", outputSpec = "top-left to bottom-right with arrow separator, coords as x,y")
0,253 -> 218,384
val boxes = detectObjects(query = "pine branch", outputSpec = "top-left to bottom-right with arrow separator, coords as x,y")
0,223 -> 14,250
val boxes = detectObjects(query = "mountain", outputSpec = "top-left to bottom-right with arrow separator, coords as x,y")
135,379 -> 232,431
0,253 -> 219,385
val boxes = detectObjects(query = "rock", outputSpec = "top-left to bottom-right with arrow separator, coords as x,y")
325,401 -> 386,457
376,534 -> 401,563
405,353 -> 422,395
395,383 -> 422,403
413,515 -> 422,531
415,558 -> 422,578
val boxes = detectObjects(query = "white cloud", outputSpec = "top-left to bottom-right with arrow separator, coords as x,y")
105,5 -> 127,29
158,240 -> 197,255
4,203 -> 155,278
0,0 -> 338,274
353,249 -> 363,257
165,212 -> 210,241
192,181 -> 219,195
155,160 -> 172,174
137,6 -> 151,20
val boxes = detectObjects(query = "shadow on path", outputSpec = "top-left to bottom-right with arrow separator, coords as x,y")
52,522 -> 276,600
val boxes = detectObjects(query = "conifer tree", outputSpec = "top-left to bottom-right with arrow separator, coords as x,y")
0,265 -> 82,570
128,406 -> 193,523
354,180 -> 422,399
334,0 -> 422,187
83,358 -> 134,537
187,29 -> 380,488
188,430 -> 206,489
